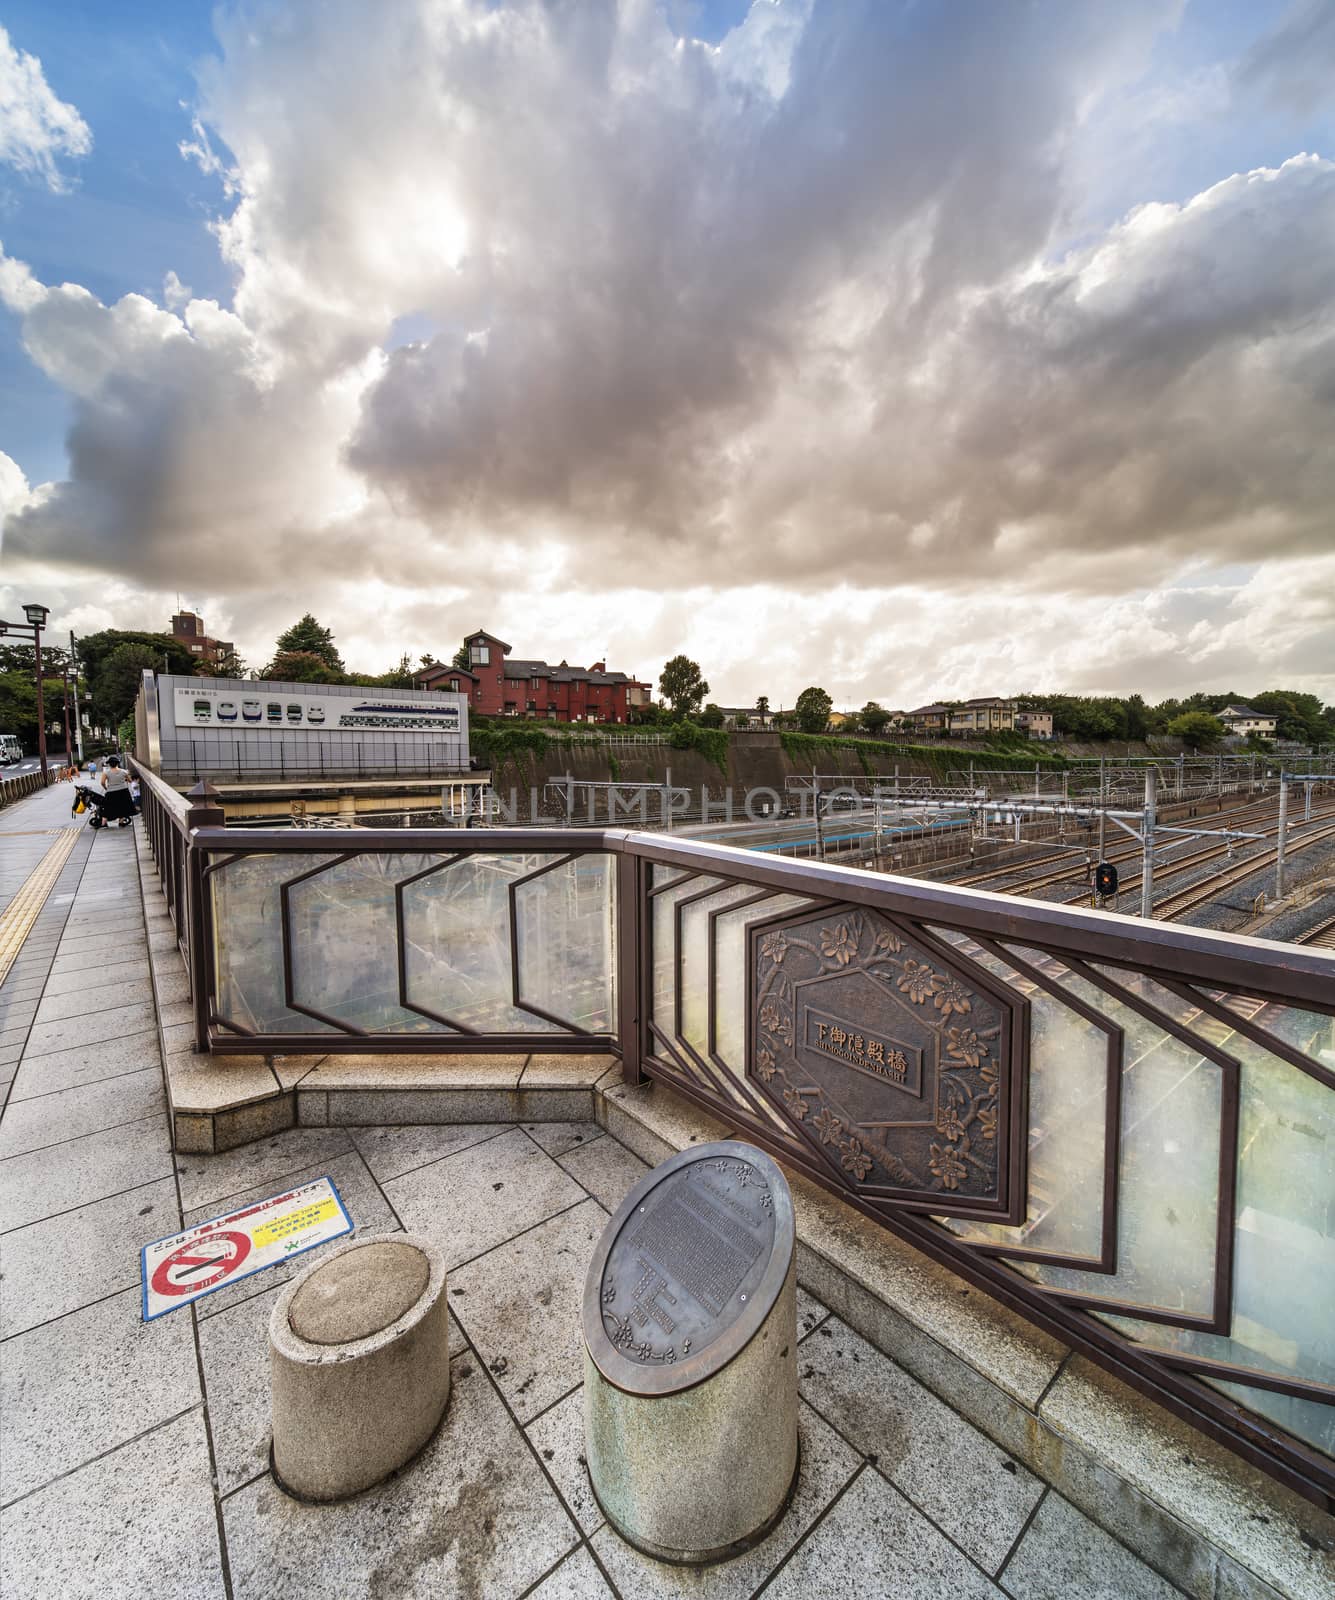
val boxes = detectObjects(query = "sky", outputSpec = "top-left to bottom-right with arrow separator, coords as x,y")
1,0 -> 1334,710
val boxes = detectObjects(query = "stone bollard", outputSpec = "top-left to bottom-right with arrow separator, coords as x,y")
269,1234 -> 450,1501
583,1140 -> 798,1564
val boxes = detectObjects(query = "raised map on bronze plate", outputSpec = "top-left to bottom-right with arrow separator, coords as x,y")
748,907 -> 1020,1218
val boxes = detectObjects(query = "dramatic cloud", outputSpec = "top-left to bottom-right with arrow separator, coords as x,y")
0,24 -> 91,190
2,0 -> 1334,705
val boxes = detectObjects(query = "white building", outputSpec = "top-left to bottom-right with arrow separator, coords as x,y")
1219,704 -> 1278,739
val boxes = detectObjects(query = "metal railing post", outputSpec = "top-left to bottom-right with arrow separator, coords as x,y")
1276,774 -> 1288,901
1140,766 -> 1157,919
184,780 -> 226,1051
616,849 -> 645,1085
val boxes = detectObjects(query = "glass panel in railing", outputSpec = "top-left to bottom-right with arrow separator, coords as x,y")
1093,975 -> 1334,1447
650,872 -> 722,1049
400,852 -> 566,1033
930,930 -> 1110,1263
210,852 -> 340,1033
679,883 -> 766,1056
513,853 -> 615,1033
712,892 -> 818,1079
286,853 -> 447,1033
1201,990 -> 1335,1079
1208,1382 -> 1334,1460
997,944 -> 1223,1320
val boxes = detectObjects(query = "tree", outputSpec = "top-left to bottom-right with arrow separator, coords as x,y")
795,686 -> 833,734
452,643 -> 470,670
271,614 -> 344,673
755,695 -> 770,716
1166,711 -> 1226,749
699,703 -> 725,728
266,649 -> 345,685
93,643 -> 161,728
659,655 -> 709,717
197,646 -> 247,679
76,630 -> 199,728
860,701 -> 891,735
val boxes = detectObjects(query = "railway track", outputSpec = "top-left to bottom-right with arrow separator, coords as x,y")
1152,821 -> 1335,919
1295,913 -> 1335,950
951,793 -> 1301,891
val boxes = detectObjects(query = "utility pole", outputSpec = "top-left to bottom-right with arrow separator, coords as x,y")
59,668 -> 72,767
1276,772 -> 1288,901
1140,766 -> 1157,920
813,768 -> 826,862
69,630 -> 84,762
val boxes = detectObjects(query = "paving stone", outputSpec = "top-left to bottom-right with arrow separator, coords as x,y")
0,1042 -> 22,1068
6,1030 -> 161,1100
450,1197 -> 607,1424
0,1175 -> 179,1338
22,1000 -> 157,1058
522,1052 -> 617,1087
0,998 -> 38,1028
1002,1491 -> 1184,1599
0,1285 -> 199,1502
525,1386 -> 604,1534
384,1126 -> 586,1269
527,1545 -> 616,1599
797,1286 -> 829,1340
557,1131 -> 649,1211
762,1466 -> 1004,1600
0,1409 -> 224,1600
312,1052 -> 529,1088
32,977 -> 154,1024
186,1148 -> 399,1320
47,946 -> 146,978
222,1352 -> 579,1600
0,1067 -> 165,1158
798,1318 -> 1043,1573
523,1120 -> 605,1158
40,958 -> 147,998
0,1114 -> 172,1232
174,1125 -> 354,1211
590,1399 -> 861,1600
349,1120 -> 509,1183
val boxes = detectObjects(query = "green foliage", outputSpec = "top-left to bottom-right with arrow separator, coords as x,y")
0,671 -> 70,750
77,630 -> 198,728
198,647 -> 247,679
1165,711 -> 1227,748
607,752 -> 621,781
629,701 -> 665,725
93,644 -> 161,729
665,719 -> 729,770
755,695 -> 770,716
117,713 -> 136,753
267,649 -> 346,684
271,614 -> 344,673
699,702 -> 725,728
469,720 -> 551,771
795,685 -> 833,734
658,655 -> 709,716
860,701 -> 891,735
779,730 -> 1066,782
1249,690 -> 1331,745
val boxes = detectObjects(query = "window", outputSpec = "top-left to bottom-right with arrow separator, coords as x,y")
190,644 -> 203,653
469,642 -> 490,666
448,677 -> 459,691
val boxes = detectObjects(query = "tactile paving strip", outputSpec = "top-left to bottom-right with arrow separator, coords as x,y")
0,828 -> 80,985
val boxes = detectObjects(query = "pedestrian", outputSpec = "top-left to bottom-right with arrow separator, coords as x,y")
99,756 -> 137,827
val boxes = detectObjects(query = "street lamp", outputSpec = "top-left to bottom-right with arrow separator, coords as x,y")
1,603 -> 52,783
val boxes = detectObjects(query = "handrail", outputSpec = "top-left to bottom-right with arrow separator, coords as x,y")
131,757 -> 191,824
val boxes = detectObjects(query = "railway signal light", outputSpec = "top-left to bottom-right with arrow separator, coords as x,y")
1095,861 -> 1118,898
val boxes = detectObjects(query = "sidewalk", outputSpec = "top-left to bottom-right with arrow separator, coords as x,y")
0,781 -> 1236,1598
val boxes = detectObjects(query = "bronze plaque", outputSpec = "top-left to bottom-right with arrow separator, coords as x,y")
598,1152 -> 778,1368
749,908 -> 1018,1217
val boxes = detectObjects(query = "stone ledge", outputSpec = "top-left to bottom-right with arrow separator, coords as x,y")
596,1073 -> 1335,1600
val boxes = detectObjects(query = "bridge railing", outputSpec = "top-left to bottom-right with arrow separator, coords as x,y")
135,806 -> 1335,1509
0,768 -> 50,808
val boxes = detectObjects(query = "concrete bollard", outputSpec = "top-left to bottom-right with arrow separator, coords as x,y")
583,1140 -> 798,1564
269,1233 -> 450,1501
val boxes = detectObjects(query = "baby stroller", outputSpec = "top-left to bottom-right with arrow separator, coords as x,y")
72,786 -> 136,828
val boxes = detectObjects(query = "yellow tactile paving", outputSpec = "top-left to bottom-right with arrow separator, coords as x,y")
0,828 -> 80,986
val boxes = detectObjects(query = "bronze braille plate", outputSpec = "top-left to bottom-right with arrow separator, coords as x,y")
583,1140 -> 794,1398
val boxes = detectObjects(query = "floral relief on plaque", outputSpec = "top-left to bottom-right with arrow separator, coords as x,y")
750,911 -> 1018,1216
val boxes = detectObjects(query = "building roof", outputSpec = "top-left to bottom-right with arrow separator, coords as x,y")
963,696 -> 1014,708
466,630 -> 512,655
502,660 -> 631,686
1220,703 -> 1270,719
417,662 -> 479,683
907,703 -> 951,716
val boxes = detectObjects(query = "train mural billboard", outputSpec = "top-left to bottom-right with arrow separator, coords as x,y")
173,685 -> 462,735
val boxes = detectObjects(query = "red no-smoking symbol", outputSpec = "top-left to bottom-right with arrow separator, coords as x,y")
151,1231 -> 252,1298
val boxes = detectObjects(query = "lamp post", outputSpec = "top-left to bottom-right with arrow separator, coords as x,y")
0,604 -> 52,784
24,603 -> 50,784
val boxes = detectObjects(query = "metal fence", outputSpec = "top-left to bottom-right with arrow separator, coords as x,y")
158,736 -> 473,783
131,760 -> 1335,1511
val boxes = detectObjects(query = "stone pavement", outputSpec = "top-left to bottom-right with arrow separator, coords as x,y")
0,780 -> 1205,1597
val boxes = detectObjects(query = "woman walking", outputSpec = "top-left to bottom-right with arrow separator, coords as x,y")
99,756 -> 138,826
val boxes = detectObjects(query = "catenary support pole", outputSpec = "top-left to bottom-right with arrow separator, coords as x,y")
1276,773 -> 1288,901
69,631 -> 84,762
1140,766 -> 1157,920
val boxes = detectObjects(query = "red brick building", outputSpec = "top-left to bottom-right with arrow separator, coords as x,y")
171,610 -> 235,669
416,630 -> 651,724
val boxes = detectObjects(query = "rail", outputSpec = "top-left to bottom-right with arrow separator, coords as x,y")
132,789 -> 1335,1510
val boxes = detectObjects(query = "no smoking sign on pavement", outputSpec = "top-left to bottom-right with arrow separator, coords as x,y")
141,1176 -> 352,1320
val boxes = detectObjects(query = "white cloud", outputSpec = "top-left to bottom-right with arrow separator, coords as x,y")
0,24 -> 91,191
1,0 -> 1333,707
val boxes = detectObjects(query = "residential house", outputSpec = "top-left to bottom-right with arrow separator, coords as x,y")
1218,704 -> 1278,739
415,630 -> 647,723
